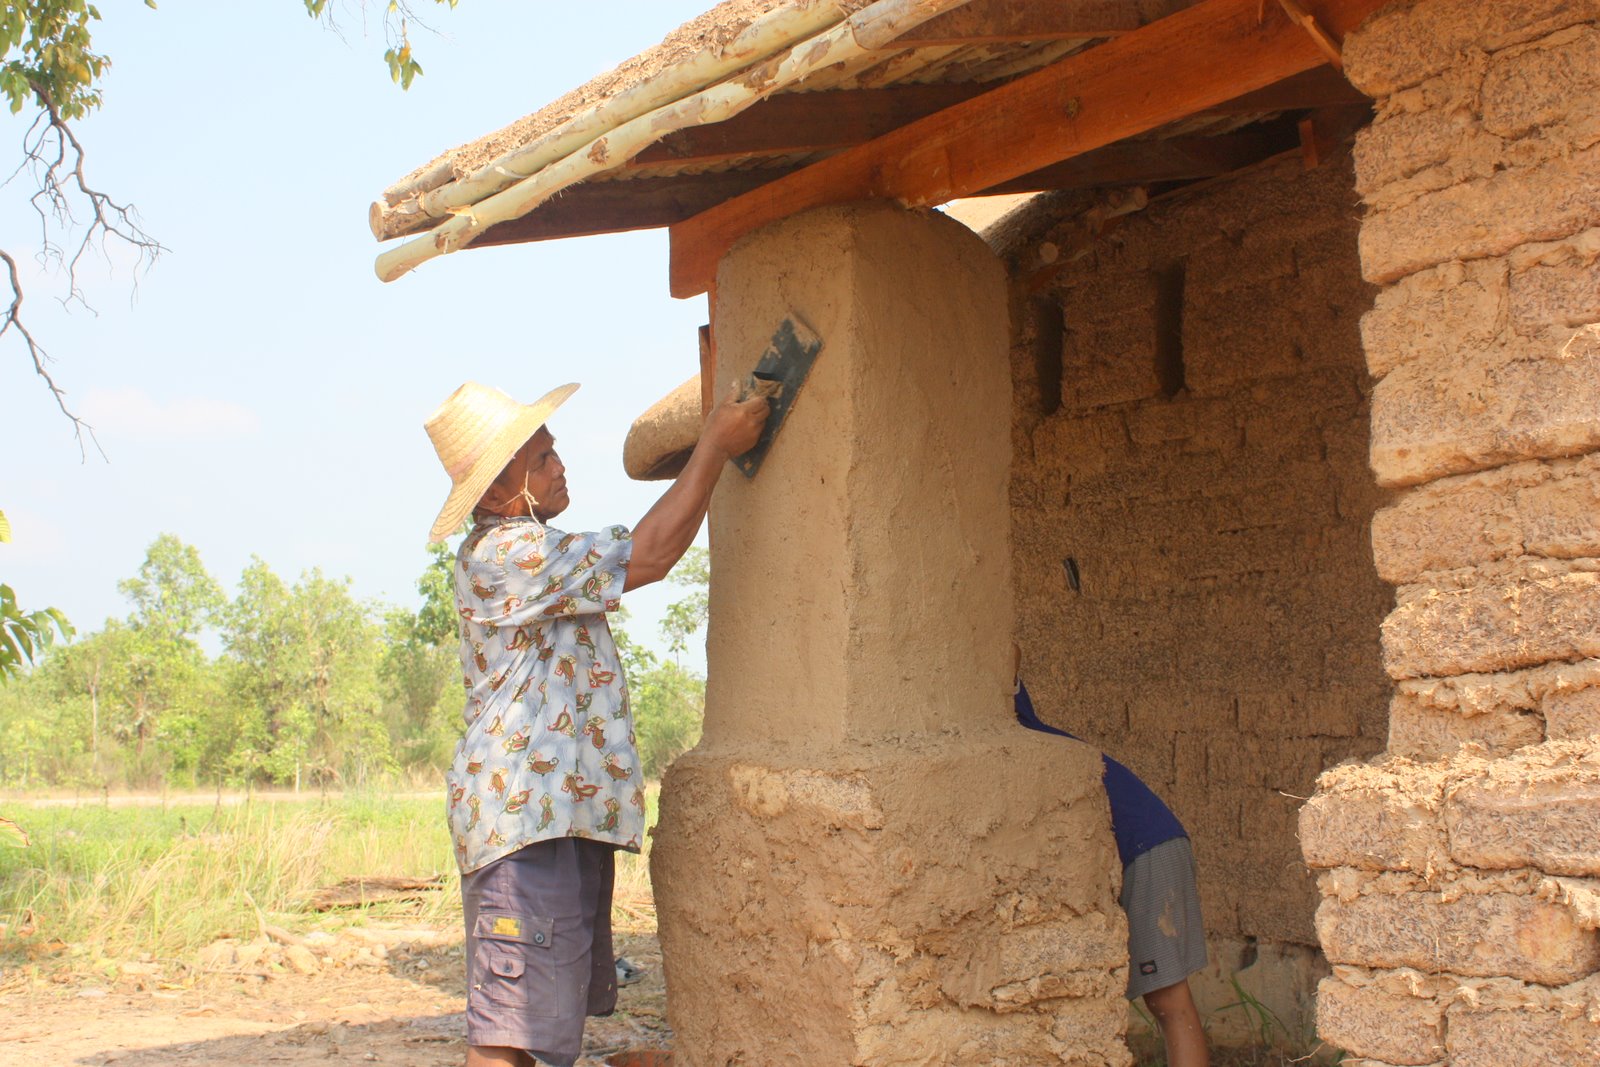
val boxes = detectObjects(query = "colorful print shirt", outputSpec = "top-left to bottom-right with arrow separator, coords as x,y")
445,516 -> 641,874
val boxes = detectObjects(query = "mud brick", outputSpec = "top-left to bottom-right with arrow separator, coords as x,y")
1247,785 -> 1311,844
1371,455 -> 1600,585
1369,327 -> 1600,488
1352,79 -> 1489,199
1316,976 -> 1446,1066
1510,229 -> 1600,335
1360,144 -> 1600,285
1544,686 -> 1600,741
1232,854 -> 1320,944
1056,265 -> 1158,320
1343,0 -> 1600,97
1305,689 -> 1363,737
1447,1004 -> 1600,1067
1184,787 -> 1244,843
1237,692 -> 1304,736
1382,559 -> 1600,679
1446,765 -> 1600,876
1124,399 -> 1205,446
1206,735 -> 1320,791
1316,887 -> 1600,985
1299,766 -> 1447,873
1061,315 -> 1163,410
1173,731 -> 1207,788
1386,689 -> 1544,761
1359,257 -> 1507,381
1481,26 -> 1600,142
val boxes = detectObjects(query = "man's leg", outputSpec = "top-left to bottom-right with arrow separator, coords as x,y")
1143,979 -> 1208,1067
466,1047 -> 537,1067
461,841 -> 597,1067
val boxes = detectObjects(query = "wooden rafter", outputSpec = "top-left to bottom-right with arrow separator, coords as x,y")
668,0 -> 1382,297
983,117 -> 1306,195
470,170 -> 802,248
626,65 -> 1362,171
882,0 -> 1198,46
629,85 -> 982,169
470,110 -> 1362,248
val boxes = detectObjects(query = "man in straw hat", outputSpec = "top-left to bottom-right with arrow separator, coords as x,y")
424,381 -> 768,1067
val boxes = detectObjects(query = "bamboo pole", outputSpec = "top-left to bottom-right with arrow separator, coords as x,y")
371,1 -> 854,241
375,0 -> 979,282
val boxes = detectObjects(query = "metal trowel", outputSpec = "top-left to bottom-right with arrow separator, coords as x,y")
732,316 -> 823,477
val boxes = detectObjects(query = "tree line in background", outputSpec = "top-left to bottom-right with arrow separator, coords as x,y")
0,536 -> 709,791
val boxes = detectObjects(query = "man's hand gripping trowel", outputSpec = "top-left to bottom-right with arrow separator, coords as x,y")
732,316 -> 823,478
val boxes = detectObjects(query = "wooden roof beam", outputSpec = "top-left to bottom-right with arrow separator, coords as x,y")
668,0 -> 1383,297
982,117 -> 1307,195
471,110 -> 1357,247
470,170 -> 803,248
630,66 -> 1364,171
629,85 -> 983,169
882,0 -> 1201,47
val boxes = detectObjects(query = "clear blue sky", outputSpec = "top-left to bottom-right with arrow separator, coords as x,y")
0,1 -> 716,665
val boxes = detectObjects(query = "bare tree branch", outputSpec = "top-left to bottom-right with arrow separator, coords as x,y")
24,85 -> 166,311
0,247 -> 100,459
2,84 -> 165,458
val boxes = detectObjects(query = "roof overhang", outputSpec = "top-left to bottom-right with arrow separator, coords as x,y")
372,0 -> 1380,293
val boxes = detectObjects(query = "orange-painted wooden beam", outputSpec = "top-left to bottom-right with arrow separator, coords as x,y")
667,0 -> 1383,298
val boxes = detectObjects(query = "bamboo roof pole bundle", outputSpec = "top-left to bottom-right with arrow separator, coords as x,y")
374,0 -> 981,282
371,1 -> 856,241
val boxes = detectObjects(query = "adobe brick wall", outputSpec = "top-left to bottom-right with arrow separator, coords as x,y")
1003,151 -> 1387,969
1299,1 -> 1600,1063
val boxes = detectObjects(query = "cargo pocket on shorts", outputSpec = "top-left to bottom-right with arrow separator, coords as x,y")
473,912 -> 556,1017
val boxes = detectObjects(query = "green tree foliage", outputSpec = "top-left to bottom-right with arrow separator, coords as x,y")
660,546 -> 709,656
616,551 -> 713,776
378,541 -> 463,771
221,560 -> 391,788
0,509 -> 72,682
116,534 -> 223,646
0,537 -> 714,790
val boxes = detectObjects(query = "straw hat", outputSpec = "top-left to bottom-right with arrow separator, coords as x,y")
424,381 -> 579,543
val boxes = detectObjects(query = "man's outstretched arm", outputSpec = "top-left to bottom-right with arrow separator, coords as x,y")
625,386 -> 768,591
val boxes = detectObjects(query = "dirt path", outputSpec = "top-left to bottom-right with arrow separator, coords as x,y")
1,926 -> 669,1066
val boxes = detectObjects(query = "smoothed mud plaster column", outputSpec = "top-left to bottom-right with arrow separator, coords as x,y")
651,203 -> 1128,1066
1302,3 -> 1600,1065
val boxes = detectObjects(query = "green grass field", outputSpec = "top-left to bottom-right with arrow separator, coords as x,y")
0,791 -> 657,971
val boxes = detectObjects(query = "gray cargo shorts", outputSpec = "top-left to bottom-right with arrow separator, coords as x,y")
461,838 -> 618,1066
1121,836 -> 1208,1001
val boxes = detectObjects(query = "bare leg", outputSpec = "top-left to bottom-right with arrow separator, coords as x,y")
1143,980 -> 1209,1067
466,1046 -> 536,1067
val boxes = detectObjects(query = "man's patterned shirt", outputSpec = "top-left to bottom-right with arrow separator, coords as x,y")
445,516 -> 640,873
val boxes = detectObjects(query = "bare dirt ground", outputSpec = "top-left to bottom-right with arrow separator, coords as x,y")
1,926 -> 670,1067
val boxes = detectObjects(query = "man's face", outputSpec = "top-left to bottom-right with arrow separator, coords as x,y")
485,425 -> 569,521
518,426 -> 569,521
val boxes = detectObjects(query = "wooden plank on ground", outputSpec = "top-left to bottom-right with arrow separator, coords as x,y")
307,876 -> 446,911
668,0 -> 1384,297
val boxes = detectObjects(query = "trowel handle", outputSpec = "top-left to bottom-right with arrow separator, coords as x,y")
738,370 -> 784,403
